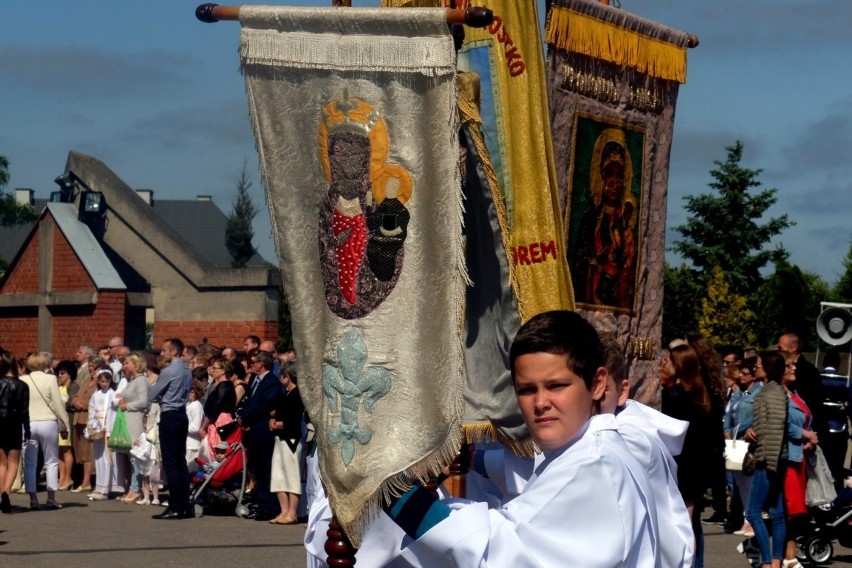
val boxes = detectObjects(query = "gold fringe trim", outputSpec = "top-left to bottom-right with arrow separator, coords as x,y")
462,421 -> 538,458
545,6 -> 687,84
338,422 -> 465,547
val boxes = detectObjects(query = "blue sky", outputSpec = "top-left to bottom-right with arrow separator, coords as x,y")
2,1 -> 851,285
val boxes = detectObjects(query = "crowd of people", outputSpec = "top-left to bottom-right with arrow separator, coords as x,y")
1,323 -> 850,567
0,334 -> 304,526
659,332 -> 851,568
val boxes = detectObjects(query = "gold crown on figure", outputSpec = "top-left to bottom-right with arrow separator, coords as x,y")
322,89 -> 379,136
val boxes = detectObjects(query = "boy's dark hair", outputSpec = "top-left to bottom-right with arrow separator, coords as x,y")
510,310 -> 603,388
600,333 -> 626,382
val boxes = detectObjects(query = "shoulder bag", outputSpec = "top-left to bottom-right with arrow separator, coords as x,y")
29,375 -> 69,437
724,425 -> 748,471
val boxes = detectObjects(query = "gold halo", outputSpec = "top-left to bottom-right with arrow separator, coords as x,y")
372,164 -> 413,205
318,95 -> 389,183
590,128 -> 636,228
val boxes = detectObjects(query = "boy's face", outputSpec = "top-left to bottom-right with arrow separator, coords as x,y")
600,373 -> 629,415
514,352 -> 605,452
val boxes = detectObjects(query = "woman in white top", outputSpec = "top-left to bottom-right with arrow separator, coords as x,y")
20,352 -> 69,510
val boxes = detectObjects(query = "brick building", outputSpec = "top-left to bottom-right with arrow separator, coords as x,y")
0,151 -> 281,359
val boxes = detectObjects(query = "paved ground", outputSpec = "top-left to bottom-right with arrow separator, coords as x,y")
1,490 -> 850,567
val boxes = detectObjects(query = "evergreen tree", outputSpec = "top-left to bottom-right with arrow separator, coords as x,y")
833,241 -> 852,303
663,262 -> 701,342
671,141 -> 792,295
225,160 -> 258,268
753,258 -> 819,348
698,265 -> 755,346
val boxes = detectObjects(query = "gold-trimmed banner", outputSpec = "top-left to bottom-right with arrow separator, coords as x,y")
546,5 -> 687,84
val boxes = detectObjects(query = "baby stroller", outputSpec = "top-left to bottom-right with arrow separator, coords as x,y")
189,421 -> 250,518
795,488 -> 852,564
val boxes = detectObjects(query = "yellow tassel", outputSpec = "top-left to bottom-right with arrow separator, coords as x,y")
545,6 -> 687,84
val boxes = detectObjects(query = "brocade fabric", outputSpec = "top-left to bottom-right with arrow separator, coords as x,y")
240,6 -> 464,542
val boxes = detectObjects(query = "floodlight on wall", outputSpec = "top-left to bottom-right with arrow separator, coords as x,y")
53,172 -> 79,203
79,190 -> 106,215
78,190 -> 108,233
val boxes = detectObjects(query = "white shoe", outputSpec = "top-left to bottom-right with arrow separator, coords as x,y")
136,498 -> 150,505
160,500 -> 168,507
89,492 -> 107,501
151,498 -> 161,506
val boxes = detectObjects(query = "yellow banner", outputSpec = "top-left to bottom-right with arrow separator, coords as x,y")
457,0 -> 574,320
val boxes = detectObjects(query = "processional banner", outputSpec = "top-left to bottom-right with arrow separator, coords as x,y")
546,0 -> 690,403
383,0 -> 574,453
240,6 -> 465,542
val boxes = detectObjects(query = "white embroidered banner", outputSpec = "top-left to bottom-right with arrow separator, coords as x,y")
240,6 -> 464,542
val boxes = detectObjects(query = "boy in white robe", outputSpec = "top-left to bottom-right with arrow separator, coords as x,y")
599,334 -> 694,567
383,310 -> 660,567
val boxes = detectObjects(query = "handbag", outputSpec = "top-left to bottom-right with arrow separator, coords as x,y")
86,393 -> 108,440
806,446 -> 837,507
724,426 -> 748,471
86,418 -> 106,440
742,443 -> 757,476
29,374 -> 69,436
130,432 -> 153,460
109,408 -> 133,450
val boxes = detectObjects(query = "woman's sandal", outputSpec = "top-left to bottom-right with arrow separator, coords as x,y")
269,515 -> 298,525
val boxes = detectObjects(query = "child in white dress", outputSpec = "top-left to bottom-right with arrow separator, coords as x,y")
88,367 -> 121,500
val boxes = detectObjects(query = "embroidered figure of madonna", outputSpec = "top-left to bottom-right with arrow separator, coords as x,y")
317,92 -> 413,320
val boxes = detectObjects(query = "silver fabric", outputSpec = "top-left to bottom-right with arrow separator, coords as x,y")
240,6 -> 464,542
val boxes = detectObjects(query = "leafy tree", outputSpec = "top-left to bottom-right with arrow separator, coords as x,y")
753,258 -> 819,348
697,265 -> 755,346
671,141 -> 792,295
225,159 -> 259,268
0,156 -> 37,274
662,262 -> 701,342
0,156 -> 36,227
833,241 -> 852,303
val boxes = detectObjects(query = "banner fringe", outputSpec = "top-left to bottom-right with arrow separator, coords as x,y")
545,6 -> 687,84
341,422 -> 465,547
241,31 -> 456,77
462,421 -> 537,458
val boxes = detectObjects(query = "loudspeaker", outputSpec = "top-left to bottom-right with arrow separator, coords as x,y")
816,305 -> 852,346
